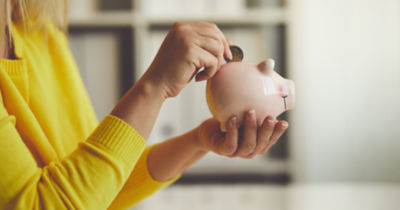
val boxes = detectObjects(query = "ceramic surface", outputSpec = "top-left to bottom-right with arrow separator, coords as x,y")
206,59 -> 295,131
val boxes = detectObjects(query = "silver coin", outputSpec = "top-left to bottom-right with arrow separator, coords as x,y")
225,45 -> 244,62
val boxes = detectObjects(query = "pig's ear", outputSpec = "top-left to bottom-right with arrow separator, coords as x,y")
257,59 -> 275,75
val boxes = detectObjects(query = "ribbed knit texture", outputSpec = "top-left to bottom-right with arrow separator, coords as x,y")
87,115 -> 146,167
0,58 -> 26,75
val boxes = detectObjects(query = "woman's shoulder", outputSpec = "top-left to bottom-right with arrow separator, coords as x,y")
12,19 -> 67,41
11,19 -> 70,57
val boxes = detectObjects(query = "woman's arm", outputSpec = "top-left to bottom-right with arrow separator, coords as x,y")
147,110 -> 289,182
111,21 -> 232,140
107,111 -> 288,209
147,128 -> 207,181
0,21 -> 231,209
110,75 -> 166,140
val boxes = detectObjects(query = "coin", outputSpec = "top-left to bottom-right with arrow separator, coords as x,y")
225,45 -> 244,62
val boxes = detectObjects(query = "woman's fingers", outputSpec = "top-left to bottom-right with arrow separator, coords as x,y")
193,46 -> 219,81
193,25 -> 231,80
248,116 -> 276,157
261,121 -> 288,154
195,35 -> 224,60
194,22 -> 232,60
194,35 -> 224,74
210,113 -> 288,158
234,110 -> 258,158
147,21 -> 232,98
218,116 -> 239,156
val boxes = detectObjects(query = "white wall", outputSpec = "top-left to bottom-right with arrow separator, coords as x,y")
288,0 -> 400,182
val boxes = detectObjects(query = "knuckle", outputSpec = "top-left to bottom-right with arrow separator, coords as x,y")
272,139 -> 279,146
205,69 -> 213,77
207,36 -> 223,53
251,120 -> 258,128
210,23 -> 219,30
245,143 -> 256,152
260,142 -> 269,150
238,143 -> 255,155
257,134 -> 269,144
252,145 -> 263,154
211,56 -> 219,66
174,27 -> 191,42
227,154 -> 236,158
239,152 -> 254,159
246,153 -> 256,159
185,44 -> 194,54
270,136 -> 279,144
166,85 -> 182,98
260,124 -> 273,135
184,45 -> 197,60
180,36 -> 193,47
201,70 -> 212,80
246,119 -> 257,129
262,146 -> 270,154
204,22 -> 216,28
223,144 -> 236,155
217,40 -> 224,52
173,21 -> 185,29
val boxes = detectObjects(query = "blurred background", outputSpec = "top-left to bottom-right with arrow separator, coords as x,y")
67,0 -> 400,209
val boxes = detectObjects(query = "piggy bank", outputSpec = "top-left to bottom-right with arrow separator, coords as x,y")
206,59 -> 295,131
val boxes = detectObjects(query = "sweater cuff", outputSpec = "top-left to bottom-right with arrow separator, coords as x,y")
87,115 -> 146,166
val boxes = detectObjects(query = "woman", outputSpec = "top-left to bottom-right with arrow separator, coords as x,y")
0,1 -> 289,209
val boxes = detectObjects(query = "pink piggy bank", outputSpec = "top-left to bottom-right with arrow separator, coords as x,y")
206,59 -> 295,131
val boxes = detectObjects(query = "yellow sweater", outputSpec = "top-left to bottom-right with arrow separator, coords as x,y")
0,22 -> 174,209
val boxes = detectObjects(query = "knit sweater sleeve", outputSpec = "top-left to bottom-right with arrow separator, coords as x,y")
0,102 -> 147,209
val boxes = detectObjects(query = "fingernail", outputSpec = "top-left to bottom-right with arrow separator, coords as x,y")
195,74 -> 203,82
227,45 -> 233,59
267,116 -> 275,124
280,122 -> 289,127
230,116 -> 237,128
247,109 -> 256,120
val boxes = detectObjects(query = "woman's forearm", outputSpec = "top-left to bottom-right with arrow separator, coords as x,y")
147,128 -> 209,182
111,70 -> 209,182
110,74 -> 167,140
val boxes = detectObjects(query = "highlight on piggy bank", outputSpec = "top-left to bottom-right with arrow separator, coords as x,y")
206,59 -> 295,131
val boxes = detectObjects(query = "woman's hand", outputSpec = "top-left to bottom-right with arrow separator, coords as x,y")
144,21 -> 232,98
196,110 -> 289,158
145,110 -> 288,182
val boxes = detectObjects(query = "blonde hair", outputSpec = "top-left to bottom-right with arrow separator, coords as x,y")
0,0 -> 69,44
